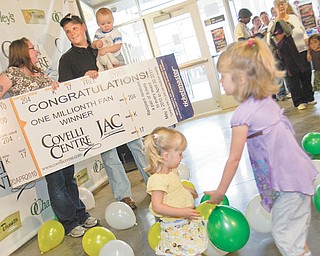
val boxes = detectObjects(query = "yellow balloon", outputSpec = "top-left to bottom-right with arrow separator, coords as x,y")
38,220 -> 64,253
148,222 -> 161,251
181,180 -> 195,190
82,227 -> 116,256
196,202 -> 217,220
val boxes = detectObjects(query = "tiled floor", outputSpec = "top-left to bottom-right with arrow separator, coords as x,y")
11,92 -> 320,256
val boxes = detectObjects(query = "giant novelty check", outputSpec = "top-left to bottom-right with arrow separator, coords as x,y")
0,54 -> 194,188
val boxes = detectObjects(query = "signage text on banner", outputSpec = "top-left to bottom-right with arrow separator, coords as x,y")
0,54 -> 194,188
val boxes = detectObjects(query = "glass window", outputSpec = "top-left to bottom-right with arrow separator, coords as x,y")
197,0 -> 233,56
138,0 -> 187,14
93,0 -> 139,24
180,65 -> 212,102
79,1 -> 97,41
153,13 -> 201,64
119,21 -> 153,64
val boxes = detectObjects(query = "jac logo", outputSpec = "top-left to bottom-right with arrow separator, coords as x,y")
96,113 -> 126,140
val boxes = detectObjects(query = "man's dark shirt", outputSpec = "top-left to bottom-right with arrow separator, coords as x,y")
58,43 -> 98,82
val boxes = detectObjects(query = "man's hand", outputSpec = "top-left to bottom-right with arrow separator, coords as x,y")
85,70 -> 99,79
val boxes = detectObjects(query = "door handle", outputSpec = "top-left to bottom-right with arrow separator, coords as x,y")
178,58 -> 208,69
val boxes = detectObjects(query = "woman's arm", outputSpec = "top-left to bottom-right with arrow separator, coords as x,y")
0,73 -> 12,99
151,190 -> 200,219
204,125 -> 248,204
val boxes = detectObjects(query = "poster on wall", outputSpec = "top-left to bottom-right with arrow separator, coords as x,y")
298,2 -> 317,29
0,54 -> 194,188
211,27 -> 227,53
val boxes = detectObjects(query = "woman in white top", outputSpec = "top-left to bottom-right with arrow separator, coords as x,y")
267,0 -> 316,110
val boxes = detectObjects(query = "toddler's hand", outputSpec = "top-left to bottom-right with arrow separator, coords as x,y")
98,48 -> 108,56
96,39 -> 103,49
182,207 -> 200,219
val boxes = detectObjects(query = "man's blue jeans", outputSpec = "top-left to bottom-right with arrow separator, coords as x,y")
126,138 -> 149,184
100,138 -> 148,201
45,165 -> 89,234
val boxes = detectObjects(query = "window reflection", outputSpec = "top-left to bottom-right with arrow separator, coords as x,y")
153,13 -> 201,64
180,65 -> 212,102
138,0 -> 187,14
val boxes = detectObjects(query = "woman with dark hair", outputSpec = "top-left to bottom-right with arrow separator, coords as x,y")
251,16 -> 263,36
0,37 -> 58,97
0,37 -> 99,238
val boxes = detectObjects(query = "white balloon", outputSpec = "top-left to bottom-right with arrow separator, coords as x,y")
312,160 -> 320,188
99,240 -> 134,256
204,240 -> 228,256
178,162 -> 190,180
312,160 -> 320,169
105,202 -> 136,230
245,194 -> 272,233
79,187 -> 95,210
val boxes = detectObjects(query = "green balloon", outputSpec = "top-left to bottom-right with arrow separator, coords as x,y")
301,132 -> 320,156
200,194 -> 230,206
313,185 -> 320,213
221,195 -> 230,206
207,205 -> 250,252
200,194 -> 211,203
312,155 -> 320,160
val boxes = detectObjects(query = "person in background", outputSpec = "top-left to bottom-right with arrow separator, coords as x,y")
268,0 -> 316,110
259,11 -> 290,101
145,126 -> 207,255
234,8 -> 252,41
259,11 -> 271,35
0,37 -> 99,238
271,7 -> 277,20
205,38 -> 317,256
91,7 -> 124,71
307,34 -> 320,91
251,16 -> 263,37
59,14 -> 149,211
293,0 -> 301,19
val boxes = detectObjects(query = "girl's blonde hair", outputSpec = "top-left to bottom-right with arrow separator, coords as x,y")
144,126 -> 187,174
217,38 -> 284,102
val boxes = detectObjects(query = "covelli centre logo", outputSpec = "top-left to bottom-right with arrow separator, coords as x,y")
52,11 -> 62,23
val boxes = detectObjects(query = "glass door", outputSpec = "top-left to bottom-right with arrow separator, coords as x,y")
144,2 -> 222,115
196,0 -> 239,109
